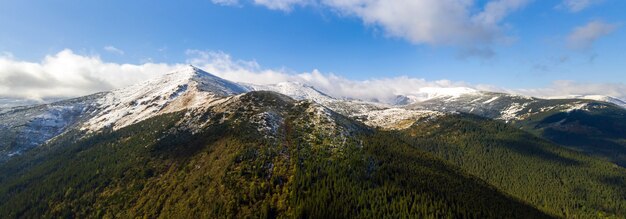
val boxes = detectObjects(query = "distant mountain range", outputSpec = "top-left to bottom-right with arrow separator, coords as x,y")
1,66 -> 625,218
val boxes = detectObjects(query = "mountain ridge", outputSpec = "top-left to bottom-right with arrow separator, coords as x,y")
2,66 -> 626,217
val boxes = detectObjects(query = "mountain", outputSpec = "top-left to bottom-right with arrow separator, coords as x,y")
2,66 -> 626,217
83,65 -> 249,131
0,91 -> 550,218
398,90 -> 626,169
4,66 -> 625,165
407,91 -> 556,121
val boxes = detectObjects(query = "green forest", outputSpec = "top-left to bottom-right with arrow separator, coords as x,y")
401,114 -> 626,218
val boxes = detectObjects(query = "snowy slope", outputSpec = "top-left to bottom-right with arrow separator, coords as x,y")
0,94 -> 103,161
83,65 -> 249,131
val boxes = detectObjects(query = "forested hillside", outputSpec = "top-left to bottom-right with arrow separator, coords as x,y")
0,93 -> 550,218
401,114 -> 626,218
516,103 -> 626,167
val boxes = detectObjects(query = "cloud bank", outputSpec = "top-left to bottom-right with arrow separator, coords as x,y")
1,49 -> 625,103
0,50 -> 180,100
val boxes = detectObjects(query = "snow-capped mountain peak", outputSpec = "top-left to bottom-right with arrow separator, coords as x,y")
82,66 -> 249,131
161,65 -> 249,96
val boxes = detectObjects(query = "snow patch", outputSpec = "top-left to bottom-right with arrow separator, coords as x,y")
483,96 -> 499,104
565,102 -> 589,112
251,111 -> 283,137
499,103 -> 527,121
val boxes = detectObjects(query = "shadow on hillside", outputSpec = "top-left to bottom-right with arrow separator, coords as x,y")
150,123 -> 229,160
498,138 -> 582,166
538,111 -> 626,139
542,128 -> 626,167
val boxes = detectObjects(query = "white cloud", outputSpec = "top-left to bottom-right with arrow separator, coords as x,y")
0,49 -> 179,100
103,46 -> 125,55
1,49 -> 625,102
213,0 -> 530,47
559,0 -> 602,12
567,21 -> 617,50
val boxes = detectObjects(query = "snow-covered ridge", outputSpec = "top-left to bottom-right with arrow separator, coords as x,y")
548,95 -> 626,108
77,66 -> 626,131
244,81 -> 337,104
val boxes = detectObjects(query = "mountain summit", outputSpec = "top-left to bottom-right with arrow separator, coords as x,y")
170,65 -> 249,96
83,65 -> 249,131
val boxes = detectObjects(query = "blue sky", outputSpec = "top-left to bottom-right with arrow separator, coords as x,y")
0,0 -> 625,100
